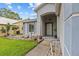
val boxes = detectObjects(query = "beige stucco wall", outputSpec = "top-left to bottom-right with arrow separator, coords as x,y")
13,21 -> 23,34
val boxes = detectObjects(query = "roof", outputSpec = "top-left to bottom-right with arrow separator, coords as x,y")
23,19 -> 37,23
0,17 -> 19,25
13,20 -> 23,24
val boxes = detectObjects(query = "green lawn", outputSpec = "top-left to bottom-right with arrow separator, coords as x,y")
0,37 -> 37,56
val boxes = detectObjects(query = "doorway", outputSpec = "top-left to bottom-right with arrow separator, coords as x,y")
45,22 -> 53,36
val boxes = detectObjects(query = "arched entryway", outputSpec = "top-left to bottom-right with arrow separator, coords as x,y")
41,12 -> 57,37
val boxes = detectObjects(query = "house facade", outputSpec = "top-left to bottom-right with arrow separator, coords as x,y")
35,3 -> 79,56
23,19 -> 37,37
0,16 -> 22,36
23,3 -> 79,56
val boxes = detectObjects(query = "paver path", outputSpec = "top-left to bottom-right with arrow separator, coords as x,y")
26,40 -> 50,56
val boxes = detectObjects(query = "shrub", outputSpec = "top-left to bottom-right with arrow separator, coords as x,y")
0,27 -> 6,33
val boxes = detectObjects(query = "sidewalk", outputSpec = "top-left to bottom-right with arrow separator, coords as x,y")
26,40 -> 50,56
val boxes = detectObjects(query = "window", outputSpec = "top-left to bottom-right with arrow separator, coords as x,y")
29,24 -> 34,32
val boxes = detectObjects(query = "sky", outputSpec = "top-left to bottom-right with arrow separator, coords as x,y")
0,3 -> 38,20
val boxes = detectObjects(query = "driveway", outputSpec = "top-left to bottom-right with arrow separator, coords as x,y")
26,40 -> 50,56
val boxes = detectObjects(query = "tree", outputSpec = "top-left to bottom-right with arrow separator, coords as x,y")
6,23 -> 11,36
0,8 -> 21,20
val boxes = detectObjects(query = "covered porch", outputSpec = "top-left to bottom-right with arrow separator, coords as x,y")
41,13 -> 57,38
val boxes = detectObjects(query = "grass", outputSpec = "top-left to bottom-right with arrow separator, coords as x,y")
0,37 -> 37,56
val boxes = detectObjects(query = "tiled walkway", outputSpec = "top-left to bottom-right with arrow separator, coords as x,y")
26,40 -> 50,56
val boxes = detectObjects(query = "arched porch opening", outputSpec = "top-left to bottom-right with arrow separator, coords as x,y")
41,12 -> 57,38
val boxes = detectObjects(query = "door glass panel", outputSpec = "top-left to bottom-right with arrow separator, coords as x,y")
46,23 -> 52,36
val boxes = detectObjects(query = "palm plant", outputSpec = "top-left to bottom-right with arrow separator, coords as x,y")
6,23 -> 11,36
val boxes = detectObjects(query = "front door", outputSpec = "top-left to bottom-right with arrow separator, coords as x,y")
45,23 -> 53,36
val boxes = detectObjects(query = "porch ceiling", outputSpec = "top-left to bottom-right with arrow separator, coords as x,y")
41,13 -> 57,22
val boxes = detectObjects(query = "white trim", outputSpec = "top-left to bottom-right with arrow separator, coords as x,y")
64,44 -> 71,56
64,12 -> 79,21
72,12 -> 79,16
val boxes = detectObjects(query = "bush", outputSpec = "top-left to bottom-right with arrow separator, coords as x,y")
0,27 -> 6,33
